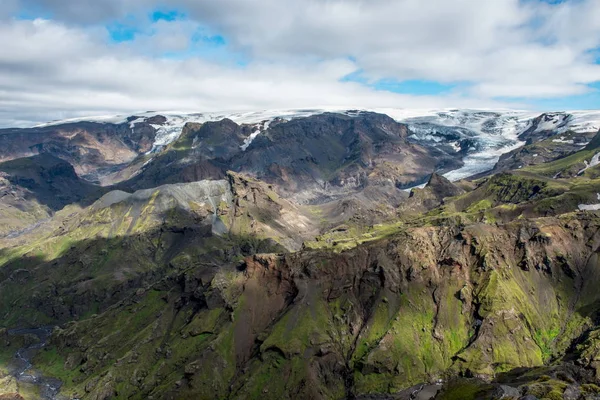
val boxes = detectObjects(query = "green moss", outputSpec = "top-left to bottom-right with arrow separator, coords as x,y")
353,300 -> 396,362
304,220 -> 405,251
354,371 -> 404,395
261,295 -> 331,359
34,347 -> 80,384
545,389 -> 564,400
436,380 -> 493,400
355,283 -> 469,390
524,149 -> 596,177
466,199 -> 493,213
582,383 -> 600,395
533,328 -> 561,361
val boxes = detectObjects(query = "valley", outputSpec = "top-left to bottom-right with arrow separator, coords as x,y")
2,109 -> 600,400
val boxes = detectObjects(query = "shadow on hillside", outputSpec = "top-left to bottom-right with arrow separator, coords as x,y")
0,153 -> 111,212
0,205 -> 287,329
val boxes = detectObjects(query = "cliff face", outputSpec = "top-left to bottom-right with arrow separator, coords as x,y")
23,212 -> 600,400
235,216 -> 600,397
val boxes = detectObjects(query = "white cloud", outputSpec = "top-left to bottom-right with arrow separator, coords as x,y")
0,18 -> 512,127
178,0 -> 600,97
0,0 -> 599,126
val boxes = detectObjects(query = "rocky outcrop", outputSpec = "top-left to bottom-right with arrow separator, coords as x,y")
399,172 -> 465,214
0,154 -> 101,211
519,112 -> 572,145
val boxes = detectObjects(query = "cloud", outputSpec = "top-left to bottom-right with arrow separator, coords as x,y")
178,0 -> 600,98
0,18 -> 513,127
0,0 -> 599,126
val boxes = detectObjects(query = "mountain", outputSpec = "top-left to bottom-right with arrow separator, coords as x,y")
122,112 -> 461,204
2,109 -> 599,189
2,109 -> 600,400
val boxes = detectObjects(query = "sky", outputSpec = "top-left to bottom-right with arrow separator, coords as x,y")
0,0 -> 599,127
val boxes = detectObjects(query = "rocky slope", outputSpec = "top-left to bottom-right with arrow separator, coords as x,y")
0,120 -> 160,182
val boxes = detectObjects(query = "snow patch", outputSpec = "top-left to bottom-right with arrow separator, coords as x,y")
569,111 -> 600,133
129,117 -> 141,129
577,152 -> 600,175
402,182 -> 427,192
552,137 -> 575,144
240,119 -> 273,151
241,128 -> 262,151
534,113 -> 571,133
579,193 -> 600,211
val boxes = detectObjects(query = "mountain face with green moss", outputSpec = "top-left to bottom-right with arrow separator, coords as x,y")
2,111 -> 600,400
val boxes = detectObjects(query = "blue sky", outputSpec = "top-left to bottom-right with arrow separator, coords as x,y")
0,0 -> 599,126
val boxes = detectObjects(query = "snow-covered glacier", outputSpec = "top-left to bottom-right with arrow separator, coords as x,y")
391,109 -> 600,181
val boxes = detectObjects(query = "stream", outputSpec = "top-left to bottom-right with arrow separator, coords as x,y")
7,327 -> 62,400
409,383 -> 442,400
357,382 -> 442,400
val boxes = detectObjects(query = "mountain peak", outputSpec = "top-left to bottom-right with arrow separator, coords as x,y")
426,172 -> 465,198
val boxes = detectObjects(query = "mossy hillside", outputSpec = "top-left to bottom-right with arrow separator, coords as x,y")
246,219 -> 595,395
305,172 -> 592,253
451,173 -> 568,211
303,220 -> 405,252
232,296 -> 347,398
0,218 -> 288,329
260,297 -> 330,357
0,197 -> 51,236
6,163 -> 600,399
231,352 -> 346,400
354,268 -> 472,393
11,212 -> 600,399
34,283 -> 237,400
523,148 -> 598,178
416,172 -> 600,226
270,216 -> 600,394
0,230 -> 160,327
437,365 -> 600,400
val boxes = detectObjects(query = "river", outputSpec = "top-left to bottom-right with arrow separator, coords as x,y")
7,327 -> 62,400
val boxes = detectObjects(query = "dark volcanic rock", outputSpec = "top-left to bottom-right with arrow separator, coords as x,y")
425,172 -> 465,199
0,120 -> 159,179
400,172 -> 465,214
126,112 -> 460,204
